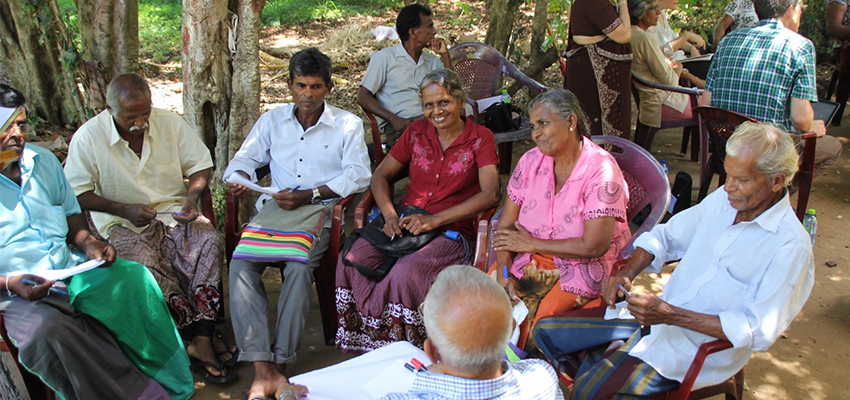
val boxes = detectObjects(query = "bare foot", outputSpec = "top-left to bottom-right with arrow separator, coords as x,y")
247,361 -> 289,398
212,334 -> 237,365
187,335 -> 227,378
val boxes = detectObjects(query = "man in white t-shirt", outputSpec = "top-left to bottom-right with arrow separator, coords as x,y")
357,3 -> 451,146
713,0 -> 759,49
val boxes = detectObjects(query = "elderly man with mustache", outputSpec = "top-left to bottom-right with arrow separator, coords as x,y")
64,73 -> 234,384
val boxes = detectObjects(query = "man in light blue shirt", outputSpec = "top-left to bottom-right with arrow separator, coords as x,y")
0,84 -> 193,400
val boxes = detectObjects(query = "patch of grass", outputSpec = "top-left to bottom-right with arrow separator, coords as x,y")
138,0 -> 183,63
262,0 -> 393,27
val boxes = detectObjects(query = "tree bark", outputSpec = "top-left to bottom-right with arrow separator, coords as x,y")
228,0 -> 266,220
484,0 -> 522,55
0,0 -> 85,126
75,0 -> 139,85
182,0 -> 233,172
528,0 -> 551,83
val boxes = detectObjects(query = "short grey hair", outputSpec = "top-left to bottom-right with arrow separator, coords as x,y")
419,69 -> 467,105
527,88 -> 590,137
422,265 -> 512,374
726,122 -> 799,186
106,73 -> 151,113
628,0 -> 656,24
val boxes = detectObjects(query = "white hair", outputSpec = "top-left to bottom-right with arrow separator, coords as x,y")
422,265 -> 512,374
726,122 -> 799,187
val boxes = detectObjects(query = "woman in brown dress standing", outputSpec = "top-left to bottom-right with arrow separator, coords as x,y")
563,0 -> 632,139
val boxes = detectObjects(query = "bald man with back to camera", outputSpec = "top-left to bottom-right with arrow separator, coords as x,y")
380,265 -> 563,400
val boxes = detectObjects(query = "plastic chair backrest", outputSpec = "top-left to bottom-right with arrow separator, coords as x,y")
591,136 -> 670,259
449,42 -> 548,101
692,106 -> 759,172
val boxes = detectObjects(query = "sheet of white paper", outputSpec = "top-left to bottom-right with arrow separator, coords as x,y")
604,301 -> 635,320
225,173 -> 279,195
360,359 -> 417,399
476,95 -> 504,112
8,259 -> 106,281
510,300 -> 529,345
290,341 -> 427,400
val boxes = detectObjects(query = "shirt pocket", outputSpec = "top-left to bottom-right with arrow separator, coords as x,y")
36,205 -> 71,241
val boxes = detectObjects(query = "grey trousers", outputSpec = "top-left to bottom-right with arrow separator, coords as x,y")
0,294 -> 169,400
229,228 -> 330,364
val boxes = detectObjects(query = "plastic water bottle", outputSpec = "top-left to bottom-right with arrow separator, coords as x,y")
500,89 -> 511,104
803,209 -> 817,247
660,160 -> 669,175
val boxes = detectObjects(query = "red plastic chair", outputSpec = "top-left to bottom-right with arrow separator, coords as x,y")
648,340 -> 744,400
691,106 -> 758,201
477,136 -> 670,271
224,166 -> 356,345
449,42 -> 549,174
631,71 -> 707,166
693,106 -> 820,221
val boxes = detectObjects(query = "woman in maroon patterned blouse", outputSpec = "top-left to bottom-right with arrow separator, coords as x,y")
335,69 -> 501,352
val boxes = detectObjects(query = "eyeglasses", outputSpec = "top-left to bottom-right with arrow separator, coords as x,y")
651,5 -> 660,13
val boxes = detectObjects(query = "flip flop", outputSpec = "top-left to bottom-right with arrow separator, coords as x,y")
214,333 -> 240,368
190,358 -> 238,384
240,388 -> 274,400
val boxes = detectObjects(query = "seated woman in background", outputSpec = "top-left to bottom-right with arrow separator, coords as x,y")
335,68 -> 501,352
491,89 -> 631,349
631,0 -> 704,130
648,0 -> 706,60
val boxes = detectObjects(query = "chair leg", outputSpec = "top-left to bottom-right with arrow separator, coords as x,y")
698,170 -> 714,201
680,127 -> 690,157
498,142 -> 513,175
833,68 -> 850,126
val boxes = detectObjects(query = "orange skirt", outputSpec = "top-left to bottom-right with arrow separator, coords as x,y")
489,253 -> 605,349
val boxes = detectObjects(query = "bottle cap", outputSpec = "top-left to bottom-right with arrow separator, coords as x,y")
807,208 -> 816,214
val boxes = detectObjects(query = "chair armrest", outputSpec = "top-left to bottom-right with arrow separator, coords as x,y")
354,190 -> 374,229
501,63 -> 548,94
472,207 -> 496,271
362,108 -> 386,166
466,97 -> 482,123
665,340 -> 733,400
224,190 -> 241,261
632,71 -> 702,97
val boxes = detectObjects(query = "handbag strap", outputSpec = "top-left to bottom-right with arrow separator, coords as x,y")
340,229 -> 398,279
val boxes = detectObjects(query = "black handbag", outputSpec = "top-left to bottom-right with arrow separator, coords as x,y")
340,204 -> 440,279
483,102 -> 521,132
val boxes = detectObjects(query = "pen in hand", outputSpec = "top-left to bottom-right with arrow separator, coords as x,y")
391,213 -> 405,241
22,278 -> 69,296
618,284 -> 631,298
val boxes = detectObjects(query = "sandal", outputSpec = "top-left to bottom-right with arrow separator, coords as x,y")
213,333 -> 240,368
190,357 -> 238,384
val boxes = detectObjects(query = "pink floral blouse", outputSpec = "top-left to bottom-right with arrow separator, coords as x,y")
507,137 -> 632,298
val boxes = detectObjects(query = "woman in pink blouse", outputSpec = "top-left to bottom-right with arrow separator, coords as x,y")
492,89 -> 632,348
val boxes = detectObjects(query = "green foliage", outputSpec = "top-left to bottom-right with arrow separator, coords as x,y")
138,0 -> 183,62
799,0 -> 831,62
447,1 -> 479,29
542,0 -> 571,53
262,0 -> 389,26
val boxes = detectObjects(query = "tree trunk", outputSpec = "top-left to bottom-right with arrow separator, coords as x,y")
75,0 -> 139,83
228,0 -> 266,220
182,0 -> 233,171
0,0 -> 85,127
528,0 -> 551,82
484,0 -> 522,55
75,0 -> 139,111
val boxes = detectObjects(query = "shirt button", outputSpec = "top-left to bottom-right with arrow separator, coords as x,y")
440,157 -> 444,161
301,137 -> 304,141
428,192 -> 433,196
435,174 -> 439,179
298,175 -> 301,178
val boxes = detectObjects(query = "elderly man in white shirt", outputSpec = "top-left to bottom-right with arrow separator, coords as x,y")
64,73 -> 234,384
532,122 -> 814,399
224,47 -> 371,400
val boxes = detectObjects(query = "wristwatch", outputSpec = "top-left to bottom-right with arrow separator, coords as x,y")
311,188 -> 322,205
